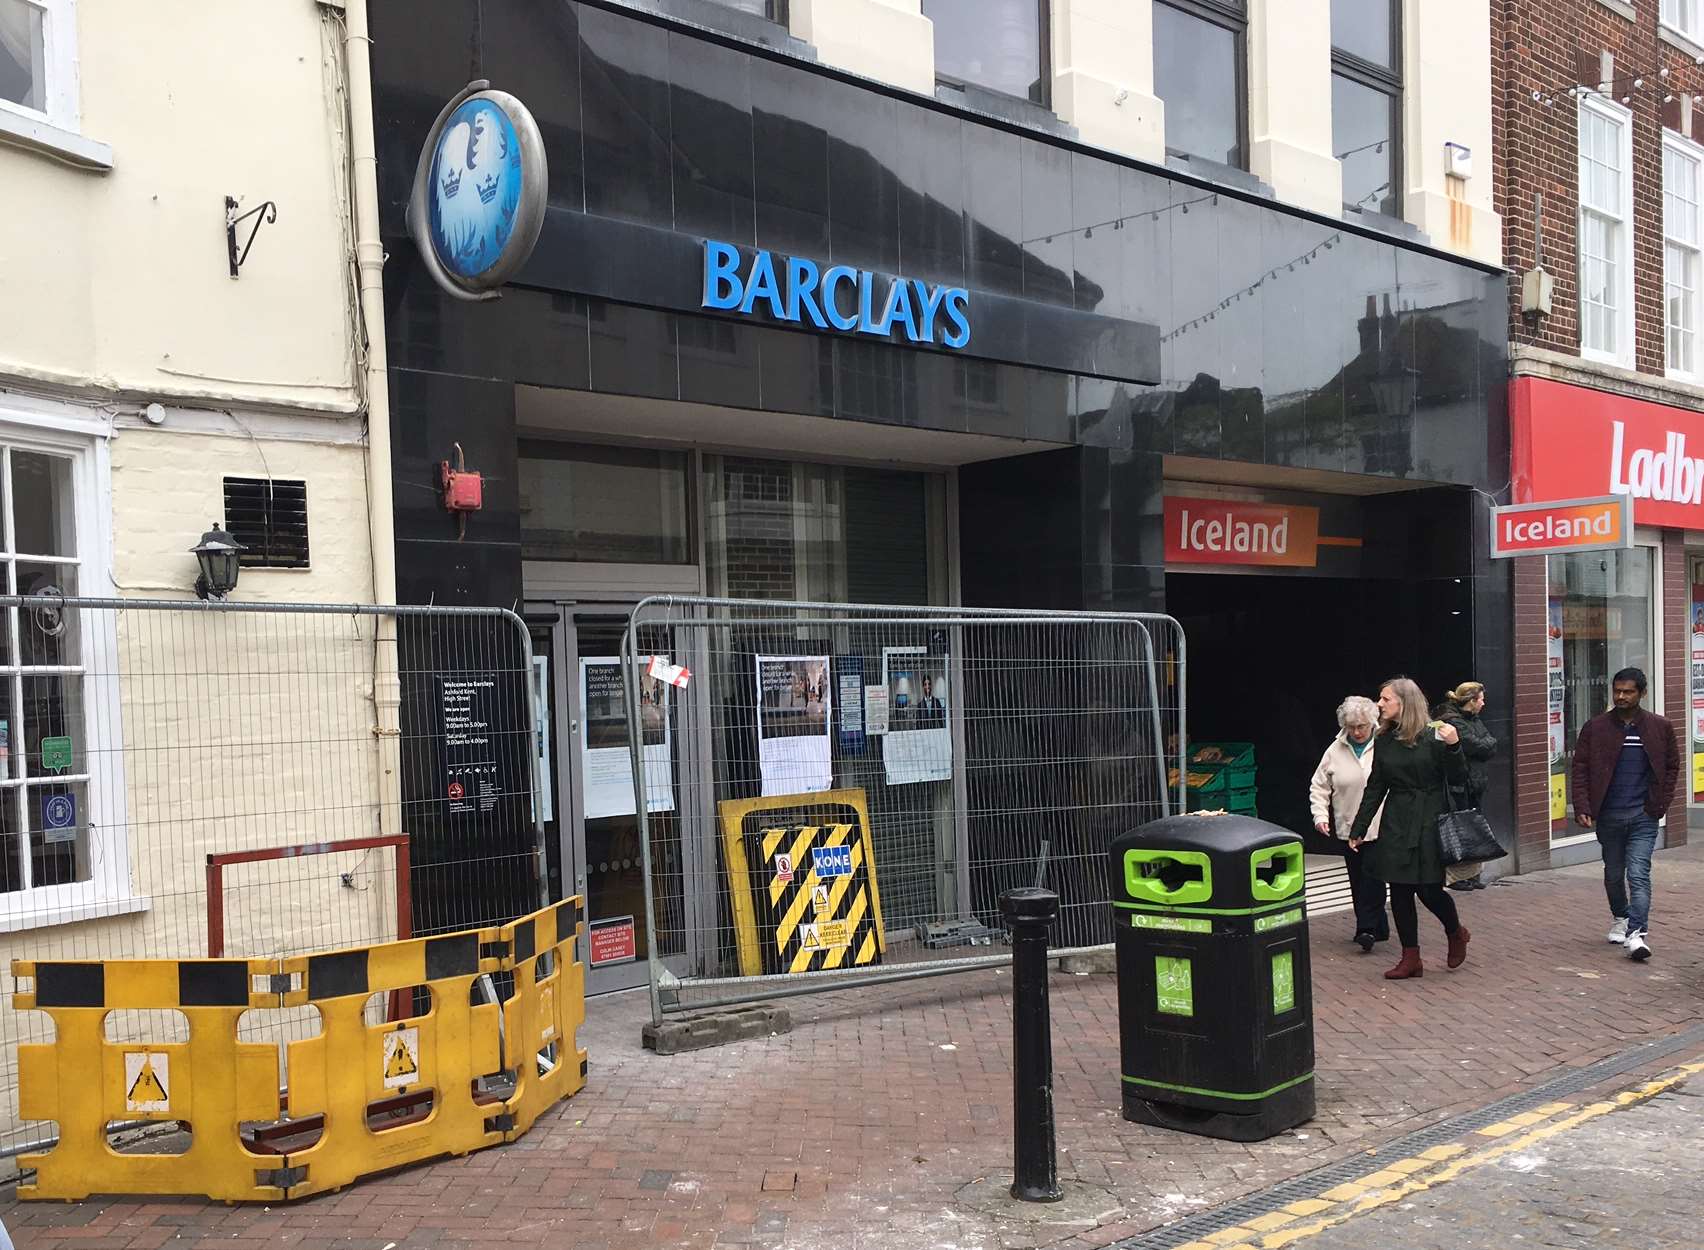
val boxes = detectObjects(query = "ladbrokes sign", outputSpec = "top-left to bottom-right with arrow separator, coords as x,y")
1512,376 -> 1704,527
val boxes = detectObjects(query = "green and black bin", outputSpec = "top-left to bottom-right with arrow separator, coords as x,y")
1111,813 -> 1314,1142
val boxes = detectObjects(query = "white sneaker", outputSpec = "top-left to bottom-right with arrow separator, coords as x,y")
1626,930 -> 1651,961
1607,918 -> 1628,944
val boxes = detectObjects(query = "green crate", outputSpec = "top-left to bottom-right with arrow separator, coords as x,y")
1171,765 -> 1257,795
1187,742 -> 1256,770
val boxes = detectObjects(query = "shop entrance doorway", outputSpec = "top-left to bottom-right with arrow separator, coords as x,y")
1165,571 -> 1473,837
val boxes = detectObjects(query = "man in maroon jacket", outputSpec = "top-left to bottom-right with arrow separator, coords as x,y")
1570,668 -> 1682,962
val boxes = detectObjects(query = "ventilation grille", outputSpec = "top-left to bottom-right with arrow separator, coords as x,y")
222,477 -> 310,569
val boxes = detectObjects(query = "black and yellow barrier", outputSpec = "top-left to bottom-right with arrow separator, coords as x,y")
498,899 -> 587,1139
719,788 -> 887,978
11,898 -> 586,1203
14,956 -> 304,1202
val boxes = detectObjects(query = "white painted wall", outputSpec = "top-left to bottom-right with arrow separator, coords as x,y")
1248,0 -> 1344,216
1051,0 -> 1166,162
1402,0 -> 1502,266
790,0 -> 936,96
0,0 -> 386,1158
0,0 -> 359,411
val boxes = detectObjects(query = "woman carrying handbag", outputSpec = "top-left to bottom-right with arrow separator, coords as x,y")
1348,677 -> 1471,980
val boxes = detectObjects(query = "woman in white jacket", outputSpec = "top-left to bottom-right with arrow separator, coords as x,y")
1310,695 -> 1390,952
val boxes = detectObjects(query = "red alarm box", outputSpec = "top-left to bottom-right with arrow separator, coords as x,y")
440,460 -> 483,511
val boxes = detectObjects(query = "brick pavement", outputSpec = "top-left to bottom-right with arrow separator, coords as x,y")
5,845 -> 1704,1250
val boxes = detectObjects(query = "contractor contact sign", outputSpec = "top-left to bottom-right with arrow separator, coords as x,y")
1489,495 -> 1633,559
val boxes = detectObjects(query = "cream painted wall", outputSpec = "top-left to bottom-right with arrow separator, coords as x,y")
1051,0 -> 1165,162
1247,0 -> 1343,217
1402,0 -> 1502,266
108,427 -> 374,602
0,0 -> 358,412
790,0 -> 936,96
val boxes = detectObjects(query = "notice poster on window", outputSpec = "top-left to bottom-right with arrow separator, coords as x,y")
882,646 -> 953,786
580,656 -> 674,819
756,655 -> 832,796
1548,598 -> 1567,822
1692,588 -> 1704,798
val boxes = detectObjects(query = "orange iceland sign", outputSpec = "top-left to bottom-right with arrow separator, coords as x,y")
1489,495 -> 1632,558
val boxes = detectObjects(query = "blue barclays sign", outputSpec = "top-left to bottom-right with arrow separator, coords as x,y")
701,240 -> 971,350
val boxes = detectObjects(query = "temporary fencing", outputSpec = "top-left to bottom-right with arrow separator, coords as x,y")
0,594 -> 549,1171
11,897 -> 585,1202
620,597 -> 1186,1020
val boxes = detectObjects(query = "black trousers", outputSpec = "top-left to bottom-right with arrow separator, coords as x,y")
1343,845 -> 1389,938
1388,883 -> 1460,947
1303,829 -> 1388,938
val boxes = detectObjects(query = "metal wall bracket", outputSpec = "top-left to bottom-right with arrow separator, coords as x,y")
226,196 -> 278,279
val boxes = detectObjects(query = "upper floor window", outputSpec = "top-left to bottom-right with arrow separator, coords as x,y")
1154,0 -> 1246,168
923,0 -> 1048,105
1664,134 -> 1703,379
0,0 -> 78,130
1331,0 -> 1401,216
1579,96 -> 1635,367
1662,0 -> 1701,42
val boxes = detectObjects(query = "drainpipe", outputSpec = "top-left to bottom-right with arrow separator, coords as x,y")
344,0 -> 404,847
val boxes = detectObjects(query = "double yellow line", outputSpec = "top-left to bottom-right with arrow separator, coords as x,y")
1173,1058 -> 1704,1250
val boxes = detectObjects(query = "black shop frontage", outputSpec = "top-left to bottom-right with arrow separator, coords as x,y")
369,0 -> 1512,981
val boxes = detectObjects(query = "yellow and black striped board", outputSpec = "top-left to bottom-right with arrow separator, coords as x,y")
718,788 -> 887,978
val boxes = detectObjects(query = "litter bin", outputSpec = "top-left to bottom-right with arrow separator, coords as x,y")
1111,812 -> 1313,1142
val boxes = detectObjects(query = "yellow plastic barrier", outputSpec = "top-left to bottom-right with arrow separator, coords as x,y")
498,898 -> 587,1138
9,895 -> 589,1203
13,956 -> 301,1202
276,925 -> 511,1197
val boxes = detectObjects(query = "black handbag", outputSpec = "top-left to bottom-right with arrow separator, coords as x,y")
1436,789 -> 1506,867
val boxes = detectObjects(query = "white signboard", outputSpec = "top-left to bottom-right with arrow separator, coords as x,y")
756,655 -> 832,796
580,656 -> 675,819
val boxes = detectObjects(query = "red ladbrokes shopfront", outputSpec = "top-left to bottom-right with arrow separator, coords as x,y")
1511,376 -> 1701,867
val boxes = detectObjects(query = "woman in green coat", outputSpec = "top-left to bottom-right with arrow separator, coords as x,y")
1348,677 -> 1470,980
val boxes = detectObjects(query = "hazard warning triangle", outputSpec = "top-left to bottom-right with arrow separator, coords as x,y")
385,1035 -> 418,1081
128,1057 -> 167,1105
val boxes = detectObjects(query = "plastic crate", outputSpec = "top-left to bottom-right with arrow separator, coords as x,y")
1170,766 -> 1258,796
1187,742 -> 1256,769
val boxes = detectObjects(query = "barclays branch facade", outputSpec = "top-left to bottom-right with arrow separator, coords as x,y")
371,0 -> 1512,960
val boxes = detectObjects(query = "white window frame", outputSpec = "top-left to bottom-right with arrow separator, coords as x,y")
0,0 -> 108,170
0,406 -> 141,932
1578,95 -> 1636,370
1664,131 -> 1704,382
1664,0 -> 1703,43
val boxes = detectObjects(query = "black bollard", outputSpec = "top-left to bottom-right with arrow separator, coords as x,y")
999,886 -> 1064,1203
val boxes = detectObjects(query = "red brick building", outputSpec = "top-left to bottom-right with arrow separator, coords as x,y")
1495,0 -> 1704,868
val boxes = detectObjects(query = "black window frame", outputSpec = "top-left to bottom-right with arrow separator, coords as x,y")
1330,0 -> 1403,217
1153,0 -> 1249,171
924,0 -> 1053,109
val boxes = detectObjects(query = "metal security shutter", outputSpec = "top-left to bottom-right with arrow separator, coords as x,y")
844,469 -> 928,605
222,477 -> 310,569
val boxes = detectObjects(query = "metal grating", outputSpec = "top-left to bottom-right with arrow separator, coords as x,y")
222,476 -> 310,569
1117,1019 -> 1704,1249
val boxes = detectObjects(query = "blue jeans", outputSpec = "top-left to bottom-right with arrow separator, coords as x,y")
1597,810 -> 1659,933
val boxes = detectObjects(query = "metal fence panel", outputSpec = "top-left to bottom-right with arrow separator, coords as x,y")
621,597 -> 1185,1019
0,595 -> 544,1168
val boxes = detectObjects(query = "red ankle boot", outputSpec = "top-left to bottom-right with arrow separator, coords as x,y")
1384,947 -> 1423,979
1447,924 -> 1471,969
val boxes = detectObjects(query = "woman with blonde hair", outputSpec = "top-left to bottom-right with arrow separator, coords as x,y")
1309,695 -> 1389,951
1437,681 -> 1497,892
1349,677 -> 1470,980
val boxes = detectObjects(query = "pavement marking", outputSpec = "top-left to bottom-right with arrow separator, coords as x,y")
1238,1059 -> 1704,1249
